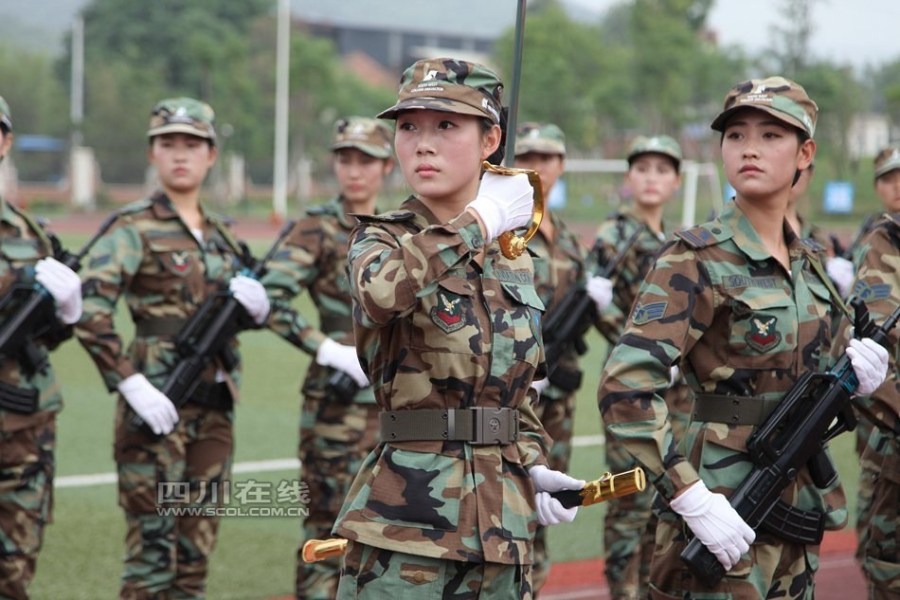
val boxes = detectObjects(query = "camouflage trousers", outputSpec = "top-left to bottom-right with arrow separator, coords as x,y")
336,541 -> 534,599
296,395 -> 380,600
855,413 -> 877,563
648,521 -> 819,599
856,426 -> 900,600
531,389 -> 575,596
602,383 -> 691,600
115,400 -> 233,600
0,414 -> 55,600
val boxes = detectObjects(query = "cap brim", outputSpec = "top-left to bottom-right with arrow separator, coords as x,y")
377,97 -> 491,121
148,123 -> 215,142
710,105 -> 807,135
515,140 -> 566,157
875,157 -> 900,179
331,141 -> 392,159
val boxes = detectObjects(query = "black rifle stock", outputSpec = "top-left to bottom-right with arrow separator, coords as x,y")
681,299 -> 900,587
133,221 -> 294,434
0,214 -> 118,374
541,225 -> 645,382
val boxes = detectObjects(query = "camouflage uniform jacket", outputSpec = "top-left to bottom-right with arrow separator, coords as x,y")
262,196 -> 374,403
76,192 -> 246,396
590,210 -> 670,346
334,195 -> 551,565
598,201 -> 847,527
531,211 -> 586,399
845,213 -> 900,433
0,198 -> 68,431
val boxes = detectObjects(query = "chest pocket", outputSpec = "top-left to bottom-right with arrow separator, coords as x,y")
411,276 -> 480,355
142,237 -> 206,302
498,280 -> 544,367
726,288 -> 794,370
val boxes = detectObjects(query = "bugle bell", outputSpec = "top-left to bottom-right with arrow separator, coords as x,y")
482,161 -> 545,259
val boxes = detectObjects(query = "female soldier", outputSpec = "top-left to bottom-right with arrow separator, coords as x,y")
850,146 -> 900,594
512,122 -> 588,593
260,116 -> 393,600
333,58 -> 583,599
597,77 -> 889,598
76,97 -> 269,599
592,134 -> 690,600
0,95 -> 83,599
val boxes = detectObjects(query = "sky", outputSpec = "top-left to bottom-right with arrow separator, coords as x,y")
568,0 -> 900,69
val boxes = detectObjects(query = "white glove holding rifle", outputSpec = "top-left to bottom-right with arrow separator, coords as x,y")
670,480 -> 755,570
117,374 -> 179,436
467,171 -> 534,244
35,257 -> 83,325
316,338 -> 369,387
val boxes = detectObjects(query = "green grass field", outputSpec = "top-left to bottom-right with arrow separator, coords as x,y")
28,233 -> 863,599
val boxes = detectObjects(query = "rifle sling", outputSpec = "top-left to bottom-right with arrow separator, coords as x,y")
691,394 -> 781,426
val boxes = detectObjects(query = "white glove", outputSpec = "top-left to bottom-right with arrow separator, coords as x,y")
467,171 -> 534,244
670,480 -> 755,571
585,276 -> 613,313
530,377 -> 550,396
847,338 -> 889,396
34,257 -> 83,325
315,338 -> 369,387
825,256 -> 854,297
669,365 -> 681,386
117,373 -> 179,436
528,464 -> 586,526
229,275 -> 270,325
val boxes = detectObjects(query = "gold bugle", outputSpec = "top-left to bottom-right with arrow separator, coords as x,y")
301,538 -> 349,563
579,467 -> 646,507
481,161 -> 545,259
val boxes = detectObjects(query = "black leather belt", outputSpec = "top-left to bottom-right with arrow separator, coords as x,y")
380,407 -> 519,445
135,317 -> 188,338
692,394 -> 781,426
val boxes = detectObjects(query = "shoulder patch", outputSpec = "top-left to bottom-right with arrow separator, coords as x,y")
675,224 -> 732,249
631,301 -> 668,325
354,210 -> 416,223
852,280 -> 893,302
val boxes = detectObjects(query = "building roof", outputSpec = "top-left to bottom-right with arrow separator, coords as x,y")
291,0 -> 518,38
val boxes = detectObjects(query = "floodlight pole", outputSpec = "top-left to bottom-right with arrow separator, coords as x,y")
272,0 -> 290,223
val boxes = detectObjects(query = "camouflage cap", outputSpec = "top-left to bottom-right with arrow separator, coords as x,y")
515,122 -> 566,156
377,57 -> 503,123
874,146 -> 900,180
0,96 -> 11,132
627,135 -> 682,169
710,76 -> 817,138
331,116 -> 393,159
147,97 -> 216,143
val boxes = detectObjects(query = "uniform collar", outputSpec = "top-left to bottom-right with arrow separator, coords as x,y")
720,200 -> 802,262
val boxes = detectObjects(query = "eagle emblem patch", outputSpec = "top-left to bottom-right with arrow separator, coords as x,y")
431,292 -> 466,333
746,314 -> 781,352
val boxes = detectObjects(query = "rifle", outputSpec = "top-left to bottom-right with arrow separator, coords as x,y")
541,224 -> 645,390
133,221 -> 294,434
0,214 -> 118,376
681,298 -> 900,587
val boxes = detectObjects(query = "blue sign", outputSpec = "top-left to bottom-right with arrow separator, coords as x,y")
823,181 -> 854,214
